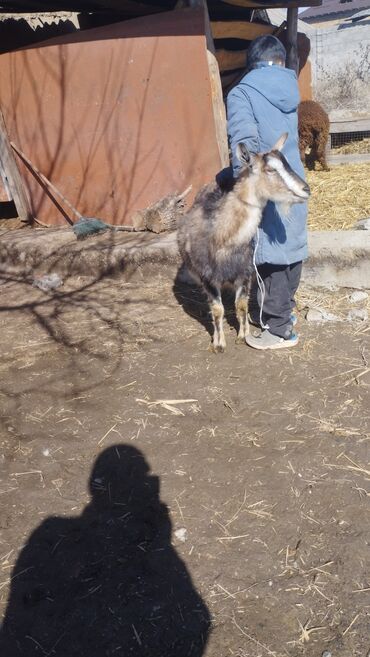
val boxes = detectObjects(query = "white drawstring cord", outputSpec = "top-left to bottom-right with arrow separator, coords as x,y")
252,229 -> 270,330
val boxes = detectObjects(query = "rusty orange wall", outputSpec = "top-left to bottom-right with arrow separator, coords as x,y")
0,10 -> 223,226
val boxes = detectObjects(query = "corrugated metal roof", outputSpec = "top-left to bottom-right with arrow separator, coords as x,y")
300,0 -> 370,21
0,11 -> 78,26
267,6 -> 316,31
345,7 -> 370,19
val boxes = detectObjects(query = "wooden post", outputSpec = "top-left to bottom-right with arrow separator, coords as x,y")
179,0 -> 229,168
286,7 -> 298,74
0,109 -> 33,222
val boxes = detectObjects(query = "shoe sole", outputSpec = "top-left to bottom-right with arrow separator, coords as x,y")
246,336 -> 299,350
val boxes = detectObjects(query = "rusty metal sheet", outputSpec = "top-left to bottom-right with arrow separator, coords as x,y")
0,9 -> 223,226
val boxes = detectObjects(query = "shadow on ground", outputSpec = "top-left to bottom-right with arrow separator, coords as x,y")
172,269 -> 255,343
0,444 -> 210,657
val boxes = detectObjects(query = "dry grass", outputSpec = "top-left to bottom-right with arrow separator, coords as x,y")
307,163 -> 370,230
332,137 -> 370,155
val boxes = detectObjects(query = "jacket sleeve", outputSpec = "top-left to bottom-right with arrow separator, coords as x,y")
227,87 -> 260,178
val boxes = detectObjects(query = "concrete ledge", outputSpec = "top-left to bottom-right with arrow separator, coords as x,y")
0,228 -> 180,279
303,231 -> 370,289
1,227 -> 369,289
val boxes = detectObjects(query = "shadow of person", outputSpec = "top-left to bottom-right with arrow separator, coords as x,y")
0,445 -> 210,656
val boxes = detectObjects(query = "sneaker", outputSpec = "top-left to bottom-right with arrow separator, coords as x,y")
245,330 -> 299,350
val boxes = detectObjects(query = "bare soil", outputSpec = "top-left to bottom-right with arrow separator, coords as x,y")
0,270 -> 369,657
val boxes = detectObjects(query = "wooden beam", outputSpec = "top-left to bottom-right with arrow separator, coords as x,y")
216,49 -> 247,72
185,0 -> 229,167
0,0 -> 322,12
211,20 -> 274,40
0,109 -> 33,222
213,1 -> 321,7
206,49 -> 229,166
221,69 -> 248,95
327,153 -> 370,165
329,118 -> 370,133
286,6 -> 298,72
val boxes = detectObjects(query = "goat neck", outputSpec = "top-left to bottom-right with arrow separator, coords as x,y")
215,172 -> 263,248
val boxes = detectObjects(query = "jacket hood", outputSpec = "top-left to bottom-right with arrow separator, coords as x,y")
239,66 -> 300,113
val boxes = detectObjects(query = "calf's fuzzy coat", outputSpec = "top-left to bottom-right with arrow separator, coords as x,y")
298,100 -> 330,171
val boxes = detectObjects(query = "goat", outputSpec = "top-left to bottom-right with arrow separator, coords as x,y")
177,134 -> 310,352
298,100 -> 330,171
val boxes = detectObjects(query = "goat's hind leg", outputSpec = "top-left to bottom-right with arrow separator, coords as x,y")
235,280 -> 250,343
204,281 -> 225,353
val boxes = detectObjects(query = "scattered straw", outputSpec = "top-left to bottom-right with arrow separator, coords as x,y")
306,163 -> 370,230
136,398 -> 198,416
217,533 -> 250,541
97,422 -> 118,446
352,587 -> 370,593
343,613 -> 360,636
296,620 -> 326,644
232,616 -> 276,656
132,624 -> 142,646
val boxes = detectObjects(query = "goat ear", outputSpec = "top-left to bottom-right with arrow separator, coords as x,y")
271,133 -> 288,152
236,142 -> 252,166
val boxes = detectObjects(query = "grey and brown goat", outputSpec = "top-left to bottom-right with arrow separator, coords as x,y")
177,134 -> 310,352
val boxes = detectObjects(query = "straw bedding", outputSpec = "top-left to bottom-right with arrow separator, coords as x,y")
306,163 -> 370,230
332,137 -> 370,155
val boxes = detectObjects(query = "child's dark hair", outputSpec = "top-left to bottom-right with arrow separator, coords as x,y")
246,35 -> 286,71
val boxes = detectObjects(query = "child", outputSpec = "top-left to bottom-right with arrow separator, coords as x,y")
227,35 -> 308,350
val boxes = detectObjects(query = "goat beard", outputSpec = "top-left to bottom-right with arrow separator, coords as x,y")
275,200 -> 295,220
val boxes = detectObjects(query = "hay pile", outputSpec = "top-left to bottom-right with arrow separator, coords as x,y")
306,163 -> 370,230
332,137 -> 370,155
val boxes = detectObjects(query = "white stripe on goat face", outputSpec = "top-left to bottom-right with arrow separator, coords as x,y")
266,154 -> 307,198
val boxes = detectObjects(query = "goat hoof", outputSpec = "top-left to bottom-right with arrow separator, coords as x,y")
235,336 -> 246,344
209,343 -> 225,354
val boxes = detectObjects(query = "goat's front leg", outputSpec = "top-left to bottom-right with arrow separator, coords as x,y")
235,280 -> 250,343
204,281 -> 225,353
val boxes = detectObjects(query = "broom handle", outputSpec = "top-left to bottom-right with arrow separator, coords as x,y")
11,142 -> 139,231
11,141 -> 83,220
11,141 -> 189,233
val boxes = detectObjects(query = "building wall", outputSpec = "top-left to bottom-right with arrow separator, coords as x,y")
0,9 -> 224,227
310,22 -> 370,119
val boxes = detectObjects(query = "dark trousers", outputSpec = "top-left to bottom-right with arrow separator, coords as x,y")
250,262 -> 302,338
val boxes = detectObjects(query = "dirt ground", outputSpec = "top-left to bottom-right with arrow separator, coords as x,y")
0,268 -> 369,657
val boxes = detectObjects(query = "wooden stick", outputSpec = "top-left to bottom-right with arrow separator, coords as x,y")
11,141 -> 83,220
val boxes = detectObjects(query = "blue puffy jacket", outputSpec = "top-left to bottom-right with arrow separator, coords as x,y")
227,64 -> 308,266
